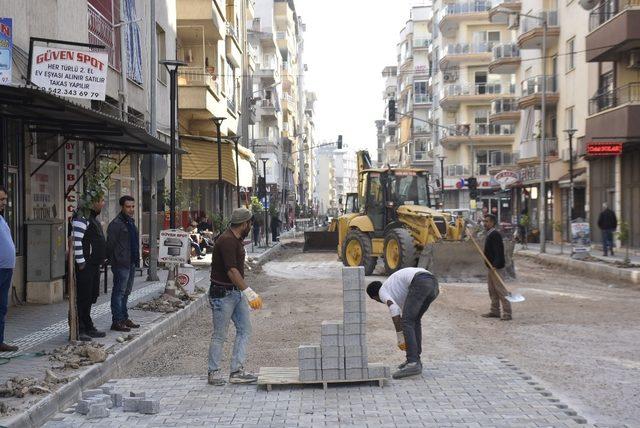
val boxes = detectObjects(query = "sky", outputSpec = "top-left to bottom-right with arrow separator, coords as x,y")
295,0 -> 427,154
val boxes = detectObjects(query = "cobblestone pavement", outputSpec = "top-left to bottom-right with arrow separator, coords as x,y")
44,356 -> 596,428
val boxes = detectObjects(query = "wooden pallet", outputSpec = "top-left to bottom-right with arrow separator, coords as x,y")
257,367 -> 387,391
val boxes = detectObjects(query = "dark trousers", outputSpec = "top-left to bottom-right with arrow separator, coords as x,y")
602,229 -> 614,255
76,264 -> 100,332
0,268 -> 13,344
402,273 -> 439,364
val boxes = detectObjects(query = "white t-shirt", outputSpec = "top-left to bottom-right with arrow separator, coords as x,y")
379,267 -> 431,317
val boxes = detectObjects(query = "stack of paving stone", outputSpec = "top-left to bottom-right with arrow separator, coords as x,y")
298,267 -> 390,382
74,387 -> 160,419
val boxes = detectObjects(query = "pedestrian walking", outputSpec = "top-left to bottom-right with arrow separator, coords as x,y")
481,214 -> 513,321
597,202 -> 617,256
72,196 -> 107,340
270,213 -> 281,242
252,219 -> 261,247
0,186 -> 18,353
106,195 -> 141,332
207,207 -> 263,386
366,267 -> 439,379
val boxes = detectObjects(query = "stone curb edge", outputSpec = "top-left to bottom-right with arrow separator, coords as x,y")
516,250 -> 640,284
2,279 -> 209,428
247,242 -> 282,265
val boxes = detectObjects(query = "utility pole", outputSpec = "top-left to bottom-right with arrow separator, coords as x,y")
147,0 -> 159,281
261,158 -> 269,246
118,0 -> 128,120
539,17 -> 548,253
213,117 -> 226,217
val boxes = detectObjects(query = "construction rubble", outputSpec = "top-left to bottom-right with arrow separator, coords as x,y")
48,342 -> 109,369
0,370 -> 69,400
72,386 -> 160,419
134,292 -> 198,313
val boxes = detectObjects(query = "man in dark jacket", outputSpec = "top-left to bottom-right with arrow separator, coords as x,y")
72,197 -> 108,340
106,195 -> 140,332
482,214 -> 512,320
597,203 -> 617,256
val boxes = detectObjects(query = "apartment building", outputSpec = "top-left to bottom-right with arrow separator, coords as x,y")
302,91 -> 318,213
380,65 -> 399,166
584,0 -> 640,247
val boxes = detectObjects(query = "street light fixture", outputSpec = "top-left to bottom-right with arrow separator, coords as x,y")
159,59 -> 187,229
563,128 -> 578,244
492,8 -> 549,253
438,155 -> 446,209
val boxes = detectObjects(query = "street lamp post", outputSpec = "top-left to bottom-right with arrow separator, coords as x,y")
212,117 -> 226,217
229,135 -> 242,208
160,59 -> 187,229
438,155 -> 446,209
563,128 -> 577,243
260,158 -> 269,246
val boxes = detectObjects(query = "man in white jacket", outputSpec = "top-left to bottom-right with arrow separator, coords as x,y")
367,267 -> 439,379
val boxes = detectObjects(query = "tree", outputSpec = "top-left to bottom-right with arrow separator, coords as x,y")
519,214 -> 530,249
553,220 -> 564,255
616,221 -> 631,265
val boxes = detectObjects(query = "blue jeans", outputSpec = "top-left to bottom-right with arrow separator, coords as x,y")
602,229 -> 614,255
0,268 -> 13,344
402,273 -> 439,364
111,264 -> 135,323
208,290 -> 252,373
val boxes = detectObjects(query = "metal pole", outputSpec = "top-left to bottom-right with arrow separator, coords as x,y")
539,18 -> 547,253
147,0 -> 159,281
263,159 -> 269,246
235,139 -> 241,208
169,68 -> 177,229
440,157 -> 445,209
214,118 -> 225,217
568,132 -> 574,221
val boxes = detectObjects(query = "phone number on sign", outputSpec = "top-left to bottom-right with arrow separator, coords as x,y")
45,87 -> 102,99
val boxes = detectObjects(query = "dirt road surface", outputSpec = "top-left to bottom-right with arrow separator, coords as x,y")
122,242 -> 640,426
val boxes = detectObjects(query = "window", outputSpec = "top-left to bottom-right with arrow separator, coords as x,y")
566,37 -> 575,71
156,24 -> 167,85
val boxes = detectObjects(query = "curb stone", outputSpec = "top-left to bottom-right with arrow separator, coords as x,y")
516,249 -> 640,284
1,279 -> 209,428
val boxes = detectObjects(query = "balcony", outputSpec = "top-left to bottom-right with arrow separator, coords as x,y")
257,99 -> 278,119
519,137 -> 559,161
255,56 -> 280,84
440,82 -> 515,111
413,124 -> 431,135
489,44 -> 521,74
226,24 -> 243,67
414,38 -> 431,50
518,75 -> 559,109
517,11 -> 560,49
87,4 -> 120,71
440,123 -> 516,148
176,0 -> 225,40
439,0 -> 493,37
489,0 -> 522,24
414,93 -> 433,105
490,97 -> 520,123
586,0 -> 640,62
440,42 -> 494,69
586,83 -> 640,144
444,164 -> 471,177
411,151 -> 432,165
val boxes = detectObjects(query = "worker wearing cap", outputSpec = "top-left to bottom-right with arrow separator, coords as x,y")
367,267 -> 440,379
207,207 -> 263,386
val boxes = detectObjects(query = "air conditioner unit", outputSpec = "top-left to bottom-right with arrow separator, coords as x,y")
443,72 -> 458,82
579,0 -> 599,10
628,51 -> 640,69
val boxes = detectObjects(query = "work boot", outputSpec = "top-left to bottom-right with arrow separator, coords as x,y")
208,370 -> 226,386
0,343 -> 19,352
229,368 -> 258,384
85,329 -> 106,338
481,312 -> 500,318
501,314 -> 513,321
111,322 -> 131,332
397,359 -> 422,370
78,333 -> 92,342
392,362 -> 422,379
125,319 -> 140,329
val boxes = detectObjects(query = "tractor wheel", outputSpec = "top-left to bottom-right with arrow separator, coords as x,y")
342,230 -> 377,275
383,228 -> 417,275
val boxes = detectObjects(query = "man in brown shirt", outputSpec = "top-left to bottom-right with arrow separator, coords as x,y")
207,208 -> 263,386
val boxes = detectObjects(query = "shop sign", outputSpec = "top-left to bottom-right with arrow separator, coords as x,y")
586,142 -> 623,156
570,221 -> 591,256
159,229 -> 190,264
30,46 -> 107,100
517,165 -> 541,183
0,18 -> 12,85
64,142 -> 77,220
494,170 -> 519,189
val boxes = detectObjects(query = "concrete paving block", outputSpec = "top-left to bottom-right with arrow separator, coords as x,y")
345,368 -> 366,380
299,370 -> 319,382
138,399 -> 160,415
343,334 -> 366,346
320,320 -> 342,336
344,345 -> 367,358
130,391 -> 146,398
344,323 -> 365,336
368,363 -> 391,379
345,356 -> 366,369
123,397 -> 142,412
75,399 -> 92,415
321,368 -> 344,380
81,389 -> 104,400
87,403 -> 109,419
321,333 -> 343,347
343,300 -> 363,314
298,344 -> 321,360
343,290 -> 364,302
320,346 -> 343,358
110,392 -> 123,408
341,267 -> 364,289
100,386 -> 114,395
321,357 -> 344,370
299,357 -> 321,371
95,394 -> 113,409
344,312 -> 366,324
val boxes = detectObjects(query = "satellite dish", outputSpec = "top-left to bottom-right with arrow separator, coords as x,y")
141,154 -> 168,182
579,0 -> 598,10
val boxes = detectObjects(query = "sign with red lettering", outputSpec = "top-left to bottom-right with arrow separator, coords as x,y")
587,142 -> 623,156
65,142 -> 77,219
30,46 -> 107,100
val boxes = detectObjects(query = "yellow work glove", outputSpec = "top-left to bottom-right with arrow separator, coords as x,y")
242,287 -> 263,310
396,331 -> 407,351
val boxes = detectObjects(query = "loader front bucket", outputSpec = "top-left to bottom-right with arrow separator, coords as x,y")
303,230 -> 339,252
418,238 -> 516,282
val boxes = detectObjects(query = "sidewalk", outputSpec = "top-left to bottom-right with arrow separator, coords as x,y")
523,242 -> 640,265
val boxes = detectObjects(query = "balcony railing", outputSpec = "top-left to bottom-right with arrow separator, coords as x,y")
414,124 -> 431,134
444,42 -> 494,55
179,67 -> 219,94
414,94 -> 432,104
260,99 -> 276,108
521,10 -> 558,33
414,38 -> 431,49
492,98 -> 518,114
521,75 -> 557,96
493,43 -> 520,60
87,5 -> 120,71
444,164 -> 471,176
412,151 -> 431,161
227,98 -> 236,112
589,0 -> 640,31
588,82 -> 640,115
521,137 -> 559,158
472,123 -> 515,135
443,0 -> 493,16
226,22 -> 240,41
443,82 -> 514,97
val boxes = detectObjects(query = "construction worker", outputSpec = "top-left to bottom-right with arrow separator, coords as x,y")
366,267 -> 439,379
482,213 -> 513,321
207,207 -> 263,386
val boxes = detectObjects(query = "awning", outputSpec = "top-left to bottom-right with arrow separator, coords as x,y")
180,135 -> 254,186
558,167 -> 587,188
0,85 -> 171,154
